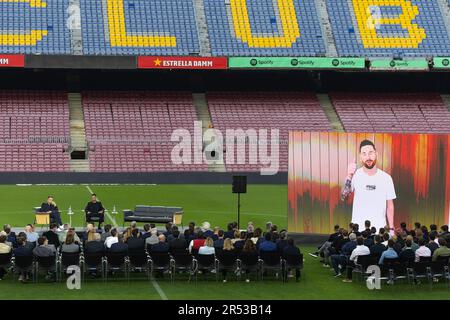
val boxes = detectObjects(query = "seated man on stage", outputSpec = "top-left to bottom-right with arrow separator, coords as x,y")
85,194 -> 105,228
40,196 -> 62,227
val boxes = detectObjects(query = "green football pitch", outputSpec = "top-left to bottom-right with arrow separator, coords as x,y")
0,183 -> 449,300
0,184 -> 287,229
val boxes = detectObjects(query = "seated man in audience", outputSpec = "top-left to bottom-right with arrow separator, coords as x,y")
39,196 -> 62,227
141,224 -> 151,240
3,225 -> 16,248
85,194 -> 105,229
276,231 -> 289,253
283,238 -> 302,282
330,233 -> 357,277
84,233 -> 105,255
432,238 -> 450,261
426,231 -> 439,255
234,231 -> 247,252
213,230 -> 225,252
399,239 -> 415,265
224,223 -> 235,240
33,236 -> 56,281
145,229 -> 159,248
343,237 -> 370,283
109,234 -> 128,255
361,230 -> 373,248
25,224 -> 39,244
126,228 -> 145,252
0,234 -> 12,280
440,225 -> 449,237
259,233 -> 277,253
163,222 -> 173,239
309,225 -> 340,259
43,224 -> 60,249
405,235 -> 419,252
101,224 -> 112,242
150,234 -> 169,253
379,239 -> 398,264
105,228 -> 118,249
18,232 -> 36,251
415,238 -> 432,262
201,221 -> 214,239
169,230 -> 188,254
13,237 -> 33,282
370,235 -> 386,258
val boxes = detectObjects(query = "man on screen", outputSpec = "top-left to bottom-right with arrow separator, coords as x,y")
341,140 -> 396,233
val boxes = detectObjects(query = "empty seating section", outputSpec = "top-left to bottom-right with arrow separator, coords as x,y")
331,93 -> 450,133
327,0 -> 450,57
0,0 -> 70,54
207,92 -> 332,172
0,91 -> 70,172
83,91 -> 208,172
204,0 -> 325,57
81,0 -> 199,55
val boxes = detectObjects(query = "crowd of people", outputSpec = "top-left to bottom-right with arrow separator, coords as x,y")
0,220 -> 302,283
310,220 -> 450,283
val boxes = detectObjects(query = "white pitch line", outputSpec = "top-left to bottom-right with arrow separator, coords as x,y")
85,185 -> 117,227
151,280 -> 168,300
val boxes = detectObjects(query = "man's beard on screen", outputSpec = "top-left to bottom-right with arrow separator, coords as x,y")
363,159 -> 376,169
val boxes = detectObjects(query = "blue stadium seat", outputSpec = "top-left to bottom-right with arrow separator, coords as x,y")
81,0 -> 200,56
327,0 -> 450,57
204,0 -> 325,57
0,0 -> 71,54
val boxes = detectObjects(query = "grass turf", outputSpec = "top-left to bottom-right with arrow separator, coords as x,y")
1,184 -> 449,299
0,184 -> 287,229
0,246 -> 449,300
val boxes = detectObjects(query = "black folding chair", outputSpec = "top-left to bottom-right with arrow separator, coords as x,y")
259,251 -> 283,282
83,251 -> 105,281
11,255 -> 34,282
217,250 -> 238,281
34,255 -> 56,283
171,251 -> 195,283
413,259 -> 432,287
282,253 -> 303,282
0,252 -> 12,279
149,251 -> 173,281
237,252 -> 260,282
194,254 -> 218,282
104,252 -> 129,282
431,256 -> 450,286
353,255 -> 377,282
128,249 -> 151,281
57,252 -> 83,282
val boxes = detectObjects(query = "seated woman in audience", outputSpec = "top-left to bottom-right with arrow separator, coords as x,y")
239,239 -> 258,283
220,238 -> 236,283
198,237 -> 215,255
60,232 -> 80,254
188,230 -> 206,254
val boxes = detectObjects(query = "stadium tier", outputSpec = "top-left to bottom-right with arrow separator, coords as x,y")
207,92 -> 332,172
331,93 -> 450,133
0,0 -> 450,57
0,90 -> 70,172
83,91 -> 209,172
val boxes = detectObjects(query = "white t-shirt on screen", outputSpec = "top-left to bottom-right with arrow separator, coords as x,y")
351,167 -> 396,231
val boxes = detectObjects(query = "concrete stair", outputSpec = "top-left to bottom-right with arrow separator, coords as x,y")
70,159 -> 90,172
315,0 -> 338,57
193,93 -> 226,172
68,92 -> 90,172
317,94 -> 345,132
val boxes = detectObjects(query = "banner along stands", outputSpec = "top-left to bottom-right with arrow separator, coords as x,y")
0,54 -> 25,67
138,56 -> 228,70
433,57 -> 450,69
228,57 -> 365,69
370,59 -> 429,71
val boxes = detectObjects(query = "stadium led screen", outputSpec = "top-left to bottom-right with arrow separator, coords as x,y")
288,132 -> 450,234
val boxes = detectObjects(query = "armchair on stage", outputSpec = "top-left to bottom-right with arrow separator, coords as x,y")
122,205 -> 183,227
